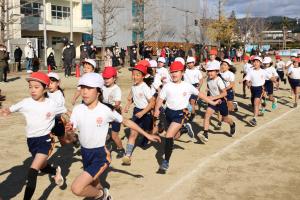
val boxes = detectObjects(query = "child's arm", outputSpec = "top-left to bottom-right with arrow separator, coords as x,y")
226,81 -> 235,90
71,90 -> 81,106
135,96 -> 155,119
123,92 -> 133,113
122,118 -> 161,143
198,78 -> 204,90
209,89 -> 227,100
198,92 -> 220,106
154,97 -> 164,117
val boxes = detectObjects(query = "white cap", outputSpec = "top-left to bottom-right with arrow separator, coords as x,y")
207,60 -> 220,71
186,57 -> 195,63
158,57 -> 166,63
253,56 -> 263,63
262,57 -> 272,64
48,72 -> 60,80
78,73 -> 104,88
291,52 -> 298,57
222,58 -> 233,66
175,57 -> 185,65
83,58 -> 97,68
149,60 -> 158,68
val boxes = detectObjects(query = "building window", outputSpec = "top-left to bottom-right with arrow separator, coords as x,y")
21,0 -> 42,17
52,37 -> 62,45
82,3 -> 92,19
51,5 -> 70,20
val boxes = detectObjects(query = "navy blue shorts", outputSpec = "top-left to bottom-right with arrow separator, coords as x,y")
132,107 -> 153,131
208,99 -> 229,116
165,108 -> 188,126
289,78 -> 300,89
226,89 -> 235,101
190,84 -> 199,101
250,86 -> 263,99
27,134 -> 55,158
264,80 -> 274,95
110,121 -> 121,132
81,146 -> 111,179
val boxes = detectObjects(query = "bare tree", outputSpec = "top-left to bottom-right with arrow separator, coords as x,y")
94,0 -> 119,60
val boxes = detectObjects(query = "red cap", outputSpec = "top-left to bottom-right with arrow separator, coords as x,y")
275,55 -> 281,60
137,60 -> 150,68
102,66 -> 117,78
209,49 -> 218,55
26,72 -> 50,86
244,55 -> 250,61
133,64 -> 148,75
170,61 -> 184,72
250,55 -> 256,61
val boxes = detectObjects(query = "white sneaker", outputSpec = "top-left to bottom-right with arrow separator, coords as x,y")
103,188 -> 112,200
53,166 -> 64,186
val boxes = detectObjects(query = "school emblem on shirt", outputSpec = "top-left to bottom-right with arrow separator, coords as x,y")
139,93 -> 143,97
46,112 -> 52,120
96,117 -> 103,127
183,92 -> 187,96
109,95 -> 114,101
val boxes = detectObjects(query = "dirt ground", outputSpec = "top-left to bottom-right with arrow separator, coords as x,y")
0,61 -> 299,200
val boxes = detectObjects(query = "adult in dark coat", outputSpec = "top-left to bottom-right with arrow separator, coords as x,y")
14,46 -> 23,72
62,44 -> 73,77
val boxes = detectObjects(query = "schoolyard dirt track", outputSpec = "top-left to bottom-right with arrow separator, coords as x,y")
0,62 -> 299,200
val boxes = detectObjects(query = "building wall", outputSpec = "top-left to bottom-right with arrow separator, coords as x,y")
92,0 -> 200,48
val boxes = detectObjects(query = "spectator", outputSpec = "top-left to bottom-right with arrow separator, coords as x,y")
47,52 -> 57,70
62,43 -> 73,77
0,45 -> 9,83
24,40 -> 34,73
14,46 -> 22,72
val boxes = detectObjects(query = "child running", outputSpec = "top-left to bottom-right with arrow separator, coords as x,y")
241,55 -> 253,99
287,58 -> 300,107
0,72 -> 65,200
245,56 -> 272,126
67,73 -> 160,199
184,56 -> 204,120
122,64 -> 155,165
47,72 -> 75,145
101,66 -> 125,158
154,61 -> 219,173
71,58 -> 96,105
198,61 -> 236,143
275,55 -> 286,87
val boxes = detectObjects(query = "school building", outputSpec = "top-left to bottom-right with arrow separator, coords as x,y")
92,0 -> 201,49
6,0 -> 92,65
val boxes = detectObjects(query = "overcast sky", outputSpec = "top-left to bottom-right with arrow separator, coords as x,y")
208,0 -> 300,18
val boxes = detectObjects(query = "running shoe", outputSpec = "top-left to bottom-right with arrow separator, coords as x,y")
230,122 -> 236,137
116,148 -> 125,159
249,118 -> 257,127
53,166 -> 64,187
122,156 -> 131,166
198,132 -> 208,143
179,126 -> 188,135
215,122 -> 222,130
258,108 -> 265,116
233,101 -> 239,112
272,98 -> 278,110
185,122 -> 195,140
159,159 -> 169,171
103,188 -> 113,200
293,103 -> 298,108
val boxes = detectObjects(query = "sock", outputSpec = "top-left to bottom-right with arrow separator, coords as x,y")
40,164 -> 56,175
125,144 -> 134,156
23,168 -> 38,200
164,138 -> 174,162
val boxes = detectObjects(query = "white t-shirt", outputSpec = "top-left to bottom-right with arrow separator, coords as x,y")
47,90 -> 66,114
264,67 -> 279,80
207,76 -> 226,96
243,63 -> 253,75
245,68 -> 271,87
276,61 -> 285,71
184,68 -> 203,85
288,67 -> 300,79
131,82 -> 153,109
220,71 -> 235,87
71,102 -> 123,148
156,67 -> 171,83
9,98 -> 66,138
102,84 -> 122,106
159,81 -> 199,110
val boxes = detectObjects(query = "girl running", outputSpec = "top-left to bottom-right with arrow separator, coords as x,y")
241,55 -> 252,99
154,61 -> 219,173
275,55 -> 286,86
122,64 -> 155,165
67,73 -> 160,199
198,61 -> 236,143
184,56 -> 204,121
287,58 -> 300,107
101,66 -> 125,159
0,72 -> 65,200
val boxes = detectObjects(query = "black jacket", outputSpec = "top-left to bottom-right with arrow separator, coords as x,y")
14,48 -> 22,62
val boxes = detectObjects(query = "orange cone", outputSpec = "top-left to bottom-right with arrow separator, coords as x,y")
75,64 -> 80,78
48,65 -> 51,73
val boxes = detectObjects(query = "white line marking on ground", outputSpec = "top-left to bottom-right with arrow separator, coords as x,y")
153,107 -> 299,200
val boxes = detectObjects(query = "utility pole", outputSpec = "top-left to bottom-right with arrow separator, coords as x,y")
70,0 -> 73,41
43,0 -> 47,69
